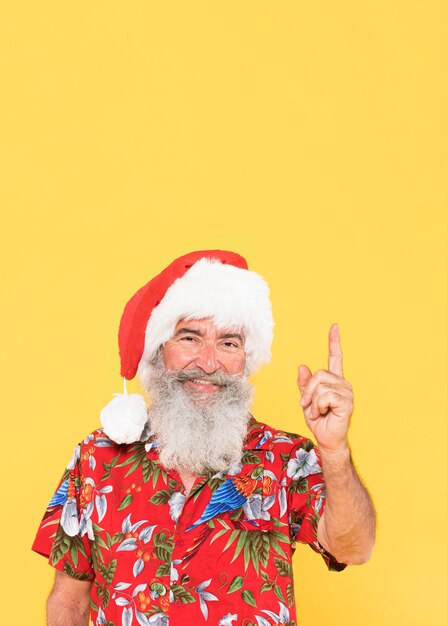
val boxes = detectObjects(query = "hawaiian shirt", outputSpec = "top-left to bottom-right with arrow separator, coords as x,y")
32,417 -> 346,626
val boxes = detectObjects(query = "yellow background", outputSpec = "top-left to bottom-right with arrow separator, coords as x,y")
1,2 -> 446,624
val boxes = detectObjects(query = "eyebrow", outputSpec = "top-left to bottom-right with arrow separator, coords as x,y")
174,327 -> 202,337
174,328 -> 244,343
219,332 -> 244,343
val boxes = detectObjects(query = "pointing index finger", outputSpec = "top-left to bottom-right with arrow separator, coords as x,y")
328,323 -> 344,377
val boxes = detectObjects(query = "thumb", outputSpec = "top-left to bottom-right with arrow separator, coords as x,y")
297,365 -> 312,395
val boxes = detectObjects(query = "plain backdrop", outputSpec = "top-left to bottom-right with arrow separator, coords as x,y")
1,2 -> 446,625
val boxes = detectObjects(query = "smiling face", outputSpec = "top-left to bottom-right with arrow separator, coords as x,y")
161,317 -> 247,395
138,320 -> 253,474
136,317 -> 252,473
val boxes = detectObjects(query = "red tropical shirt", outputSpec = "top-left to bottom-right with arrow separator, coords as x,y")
32,417 -> 346,626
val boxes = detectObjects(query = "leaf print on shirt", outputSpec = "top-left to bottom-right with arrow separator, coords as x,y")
115,443 -> 168,487
211,520 -> 290,573
81,433 -> 113,471
196,579 -> 218,620
112,581 -> 169,625
307,482 -> 326,513
168,491 -> 186,522
255,600 -> 296,626
50,523 -> 89,571
116,521 -> 157,578
256,430 -> 296,450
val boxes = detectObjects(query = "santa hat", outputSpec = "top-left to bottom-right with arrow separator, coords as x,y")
100,249 -> 274,444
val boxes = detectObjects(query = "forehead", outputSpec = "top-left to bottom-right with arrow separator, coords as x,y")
173,317 -> 244,337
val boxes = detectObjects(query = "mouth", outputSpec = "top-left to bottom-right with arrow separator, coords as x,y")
183,378 -> 222,393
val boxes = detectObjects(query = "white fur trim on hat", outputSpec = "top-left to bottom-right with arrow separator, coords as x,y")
140,257 -> 274,373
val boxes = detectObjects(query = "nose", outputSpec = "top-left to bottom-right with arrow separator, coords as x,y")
193,342 -> 219,374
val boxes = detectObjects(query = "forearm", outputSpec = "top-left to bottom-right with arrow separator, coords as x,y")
318,444 -> 376,565
47,594 -> 90,626
46,575 -> 91,626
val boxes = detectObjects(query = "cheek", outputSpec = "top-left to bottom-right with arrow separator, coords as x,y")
225,353 -> 246,375
161,344 -> 188,370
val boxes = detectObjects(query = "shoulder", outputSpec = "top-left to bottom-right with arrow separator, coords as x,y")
74,428 -> 117,452
246,415 -> 316,453
246,417 -> 322,481
65,428 -> 121,473
81,428 -> 117,447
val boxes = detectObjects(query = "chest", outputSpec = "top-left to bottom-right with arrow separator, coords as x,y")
178,470 -> 196,497
81,442 -> 296,625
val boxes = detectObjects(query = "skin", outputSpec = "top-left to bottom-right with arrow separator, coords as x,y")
46,571 -> 91,626
298,323 -> 376,564
46,319 -> 375,624
161,317 -> 247,382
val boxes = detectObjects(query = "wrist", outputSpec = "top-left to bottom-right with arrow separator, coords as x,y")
318,442 -> 351,465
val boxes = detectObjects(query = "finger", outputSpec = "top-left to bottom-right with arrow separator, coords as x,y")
300,369 -> 350,406
297,365 -> 312,395
306,383 -> 353,417
301,382 -> 335,408
312,390 -> 344,419
328,323 -> 344,377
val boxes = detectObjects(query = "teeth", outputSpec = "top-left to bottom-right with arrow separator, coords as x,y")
191,379 -> 214,385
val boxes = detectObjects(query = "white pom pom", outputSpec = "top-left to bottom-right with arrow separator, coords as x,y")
100,392 -> 148,444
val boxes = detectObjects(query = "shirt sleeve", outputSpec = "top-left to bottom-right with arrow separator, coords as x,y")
286,439 -> 347,572
31,443 -> 95,581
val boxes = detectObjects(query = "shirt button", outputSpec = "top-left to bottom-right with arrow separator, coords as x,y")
176,538 -> 184,546
175,600 -> 182,607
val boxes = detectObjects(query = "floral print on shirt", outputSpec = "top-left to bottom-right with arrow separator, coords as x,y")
32,418 -> 346,626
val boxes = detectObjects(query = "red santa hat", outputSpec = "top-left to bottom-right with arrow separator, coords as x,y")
100,249 -> 274,444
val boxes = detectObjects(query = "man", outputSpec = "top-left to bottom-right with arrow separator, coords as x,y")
33,249 -> 376,626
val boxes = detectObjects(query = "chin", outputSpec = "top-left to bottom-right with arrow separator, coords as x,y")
183,389 -> 218,406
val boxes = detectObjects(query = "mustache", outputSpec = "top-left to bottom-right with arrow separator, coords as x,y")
163,367 -> 243,388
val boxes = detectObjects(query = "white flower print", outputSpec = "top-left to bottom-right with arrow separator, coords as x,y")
286,448 -> 321,480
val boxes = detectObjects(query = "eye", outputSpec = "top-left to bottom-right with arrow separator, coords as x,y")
222,340 -> 239,349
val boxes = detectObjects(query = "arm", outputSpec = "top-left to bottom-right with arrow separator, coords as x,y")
297,323 -> 376,565
47,571 -> 92,626
316,445 -> 376,564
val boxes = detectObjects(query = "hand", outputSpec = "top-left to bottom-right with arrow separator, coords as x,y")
297,323 -> 353,453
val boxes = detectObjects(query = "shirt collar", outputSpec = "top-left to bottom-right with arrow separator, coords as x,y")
242,415 -> 271,450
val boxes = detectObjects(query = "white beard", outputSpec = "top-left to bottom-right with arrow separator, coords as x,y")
137,352 -> 253,475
